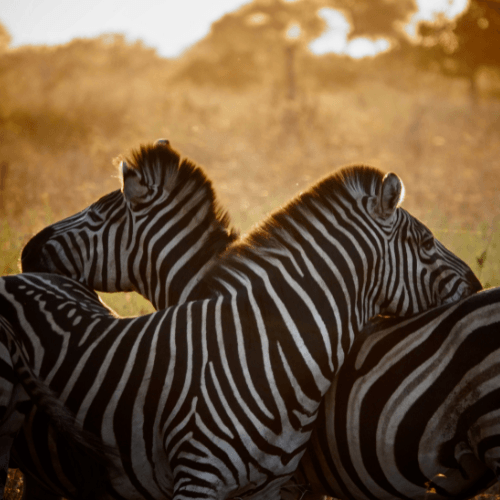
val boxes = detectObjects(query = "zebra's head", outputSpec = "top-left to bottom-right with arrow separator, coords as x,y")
211,165 -> 481,322
345,167 -> 481,316
21,140 -> 237,309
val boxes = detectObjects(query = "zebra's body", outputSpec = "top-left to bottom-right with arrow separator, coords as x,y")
5,161 -> 480,499
16,282 -> 497,500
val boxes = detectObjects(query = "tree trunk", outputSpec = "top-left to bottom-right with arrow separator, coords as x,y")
469,70 -> 478,104
0,161 -> 8,213
285,44 -> 296,101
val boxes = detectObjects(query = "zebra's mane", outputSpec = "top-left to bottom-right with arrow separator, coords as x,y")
119,142 -> 238,244
241,164 -> 385,249
203,164 -> 387,284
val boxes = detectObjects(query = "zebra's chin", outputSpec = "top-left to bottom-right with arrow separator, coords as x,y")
440,282 -> 481,307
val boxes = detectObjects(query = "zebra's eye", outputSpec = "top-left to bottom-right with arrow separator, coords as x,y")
422,238 -> 434,251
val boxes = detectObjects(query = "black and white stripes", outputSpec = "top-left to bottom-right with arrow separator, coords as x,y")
21,140 -> 237,309
5,158 -> 481,500
288,286 -> 500,500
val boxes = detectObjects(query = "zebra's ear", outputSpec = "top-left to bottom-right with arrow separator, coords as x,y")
121,161 -> 148,206
367,173 -> 404,221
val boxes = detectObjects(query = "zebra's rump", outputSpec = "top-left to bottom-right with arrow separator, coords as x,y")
299,287 -> 500,500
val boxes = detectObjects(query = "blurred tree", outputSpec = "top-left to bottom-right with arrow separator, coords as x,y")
417,0 -> 500,100
0,22 -> 11,52
175,0 -> 417,90
0,33 -> 174,216
0,34 -> 169,147
176,0 -> 325,89
321,0 -> 417,39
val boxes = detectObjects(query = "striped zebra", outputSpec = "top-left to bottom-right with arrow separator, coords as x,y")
17,140 -> 237,499
9,288 -> 500,500
5,160 -> 481,499
286,285 -> 500,500
0,276 -> 117,499
21,139 -> 238,309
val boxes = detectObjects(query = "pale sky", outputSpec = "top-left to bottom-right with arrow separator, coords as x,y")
0,0 -> 469,59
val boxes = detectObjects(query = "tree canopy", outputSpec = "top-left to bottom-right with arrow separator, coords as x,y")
0,22 -> 11,52
416,0 -> 500,96
176,0 -> 418,88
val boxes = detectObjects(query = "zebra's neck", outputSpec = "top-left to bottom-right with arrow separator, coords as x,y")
205,197 -> 384,337
127,214 -> 236,310
208,242 -> 382,385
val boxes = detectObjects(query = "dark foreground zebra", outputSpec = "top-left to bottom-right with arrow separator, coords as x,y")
3,163 -> 480,499
0,277 -> 118,499
286,287 -> 500,500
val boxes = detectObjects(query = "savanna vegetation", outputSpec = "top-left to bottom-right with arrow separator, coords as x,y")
1,0 -> 500,497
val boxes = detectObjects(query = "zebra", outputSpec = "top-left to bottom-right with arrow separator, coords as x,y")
5,161 -> 481,499
10,286 -> 500,500
20,266 -> 498,499
0,275 -> 118,499
20,143 -> 484,498
284,286 -> 500,500
17,139 -> 238,499
21,139 -> 238,309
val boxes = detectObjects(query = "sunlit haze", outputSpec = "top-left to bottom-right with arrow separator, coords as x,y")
0,0 -> 470,59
